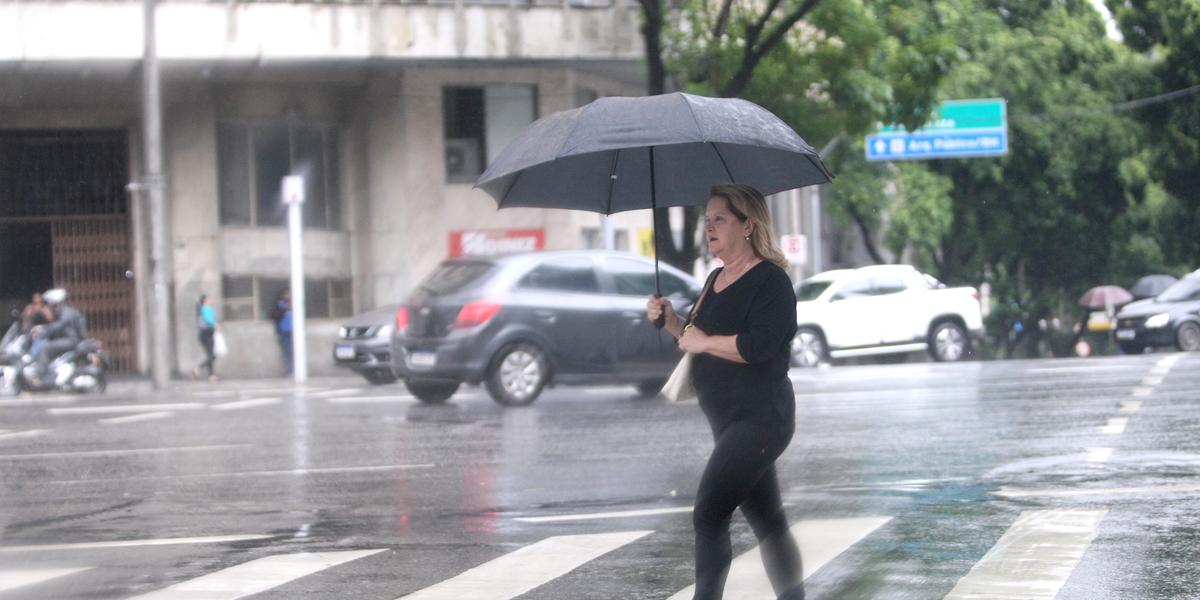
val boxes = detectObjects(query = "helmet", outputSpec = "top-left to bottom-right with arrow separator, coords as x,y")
43,288 -> 68,305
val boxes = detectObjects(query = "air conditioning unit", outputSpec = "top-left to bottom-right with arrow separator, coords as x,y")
445,138 -> 482,182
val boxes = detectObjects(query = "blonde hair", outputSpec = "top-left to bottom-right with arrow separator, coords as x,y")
709,183 -> 788,270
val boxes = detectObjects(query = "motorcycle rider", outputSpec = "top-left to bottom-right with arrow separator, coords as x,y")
29,288 -> 88,386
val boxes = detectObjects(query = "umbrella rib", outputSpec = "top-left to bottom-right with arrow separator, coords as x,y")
711,143 -> 736,183
497,167 -> 525,210
805,153 -> 835,181
605,149 -> 620,215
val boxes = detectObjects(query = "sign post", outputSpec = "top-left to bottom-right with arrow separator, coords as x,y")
866,98 -> 1008,161
283,175 -> 307,384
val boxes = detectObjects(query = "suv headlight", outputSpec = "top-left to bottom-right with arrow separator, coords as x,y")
1145,313 -> 1170,329
339,327 -> 349,339
374,324 -> 395,339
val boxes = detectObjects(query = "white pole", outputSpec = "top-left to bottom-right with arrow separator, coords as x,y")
284,176 -> 308,384
602,215 -> 615,250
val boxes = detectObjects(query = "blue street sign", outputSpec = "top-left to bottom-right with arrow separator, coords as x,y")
866,98 -> 1008,161
865,130 -> 1008,161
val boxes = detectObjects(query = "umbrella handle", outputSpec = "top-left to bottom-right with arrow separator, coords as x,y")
653,294 -> 665,329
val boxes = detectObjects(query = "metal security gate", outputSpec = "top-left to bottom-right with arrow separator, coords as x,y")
0,130 -> 135,372
51,217 -> 136,372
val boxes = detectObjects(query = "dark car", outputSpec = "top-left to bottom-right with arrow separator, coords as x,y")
333,304 -> 399,385
390,250 -> 700,406
1113,274 -> 1200,353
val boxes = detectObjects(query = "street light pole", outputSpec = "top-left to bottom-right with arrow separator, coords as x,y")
143,0 -> 173,388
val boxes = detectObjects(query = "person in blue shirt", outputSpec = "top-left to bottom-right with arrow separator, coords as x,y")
274,289 -> 294,375
193,294 -> 219,381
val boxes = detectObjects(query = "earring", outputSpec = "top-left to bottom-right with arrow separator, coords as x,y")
744,235 -> 750,241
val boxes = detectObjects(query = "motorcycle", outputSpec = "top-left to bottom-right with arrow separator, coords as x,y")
0,321 -> 109,396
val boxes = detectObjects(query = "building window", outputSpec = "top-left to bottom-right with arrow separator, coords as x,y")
581,227 -> 630,252
443,85 -> 537,183
221,276 -> 352,322
217,121 -> 340,229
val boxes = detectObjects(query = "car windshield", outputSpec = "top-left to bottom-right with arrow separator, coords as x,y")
796,281 -> 833,301
1156,277 -> 1200,303
419,262 -> 494,295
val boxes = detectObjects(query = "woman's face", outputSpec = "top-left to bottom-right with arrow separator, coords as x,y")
705,196 -> 751,259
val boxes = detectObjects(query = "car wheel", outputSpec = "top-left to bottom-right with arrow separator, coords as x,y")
486,342 -> 548,406
1118,341 -> 1145,355
929,321 -> 968,362
791,328 -> 826,368
1177,322 -> 1200,352
362,370 -> 397,385
405,379 -> 460,404
635,379 -> 666,398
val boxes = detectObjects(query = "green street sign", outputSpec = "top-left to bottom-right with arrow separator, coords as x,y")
876,98 -> 1007,134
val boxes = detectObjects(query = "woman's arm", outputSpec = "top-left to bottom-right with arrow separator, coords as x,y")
678,329 -> 746,363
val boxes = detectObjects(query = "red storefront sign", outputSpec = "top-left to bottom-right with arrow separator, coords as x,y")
449,229 -> 545,258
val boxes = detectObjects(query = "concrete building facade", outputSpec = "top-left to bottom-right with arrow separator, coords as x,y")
0,0 -> 655,377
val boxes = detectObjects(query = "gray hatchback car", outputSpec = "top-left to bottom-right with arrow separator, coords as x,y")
391,250 -> 700,406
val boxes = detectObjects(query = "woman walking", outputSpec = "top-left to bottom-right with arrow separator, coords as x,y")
194,294 -> 219,381
647,184 -> 803,600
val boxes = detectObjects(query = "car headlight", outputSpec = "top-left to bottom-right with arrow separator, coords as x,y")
1145,313 -> 1170,329
374,324 -> 395,339
339,327 -> 349,339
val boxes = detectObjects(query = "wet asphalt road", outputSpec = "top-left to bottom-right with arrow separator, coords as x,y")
0,352 -> 1198,600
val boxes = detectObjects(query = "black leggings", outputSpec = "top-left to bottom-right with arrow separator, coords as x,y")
693,413 -> 802,600
198,329 -> 215,376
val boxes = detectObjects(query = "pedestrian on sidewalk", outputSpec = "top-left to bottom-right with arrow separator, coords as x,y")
272,289 -> 293,376
646,184 -> 803,600
193,294 -> 219,381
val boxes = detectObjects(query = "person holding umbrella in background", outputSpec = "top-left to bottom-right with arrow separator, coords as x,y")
648,184 -> 802,600
193,294 -> 220,381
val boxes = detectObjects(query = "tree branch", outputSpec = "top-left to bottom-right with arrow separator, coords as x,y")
845,201 -> 888,265
712,0 -> 734,38
719,0 -> 821,97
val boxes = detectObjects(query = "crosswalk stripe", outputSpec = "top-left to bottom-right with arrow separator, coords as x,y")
305,388 -> 364,398
516,506 -> 692,523
943,509 -> 1106,599
100,411 -> 175,425
49,403 -> 206,415
0,567 -> 93,592
398,531 -> 651,600
211,397 -> 282,411
326,395 -> 414,404
0,534 -> 273,553
1099,417 -> 1127,434
0,429 -> 50,441
667,516 -> 892,599
128,549 -> 386,599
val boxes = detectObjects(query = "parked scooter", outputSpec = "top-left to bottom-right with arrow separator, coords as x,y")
0,318 -> 108,396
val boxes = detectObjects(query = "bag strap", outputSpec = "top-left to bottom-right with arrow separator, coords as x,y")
683,269 -> 719,333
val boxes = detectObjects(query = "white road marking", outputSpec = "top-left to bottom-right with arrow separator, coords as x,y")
1086,448 -> 1113,463
399,531 -> 651,600
1149,365 -> 1172,377
190,390 -> 237,398
100,411 -> 175,425
1132,386 -> 1153,397
1141,376 -> 1164,386
49,403 -> 206,416
128,549 -> 386,599
44,463 -> 436,485
995,484 -> 1200,498
516,506 -> 693,523
305,388 -> 364,398
0,567 -> 93,592
0,429 -> 50,441
0,534 -> 273,553
0,395 -> 79,406
211,397 -> 282,411
943,509 -> 1105,600
1119,400 -> 1142,413
0,444 -> 251,461
326,395 -> 415,404
1099,417 -> 1127,434
1158,354 -> 1181,367
667,517 -> 892,600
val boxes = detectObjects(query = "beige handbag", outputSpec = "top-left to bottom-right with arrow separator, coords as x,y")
661,274 -> 715,402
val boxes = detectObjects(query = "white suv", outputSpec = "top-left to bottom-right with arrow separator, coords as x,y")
792,265 -> 985,367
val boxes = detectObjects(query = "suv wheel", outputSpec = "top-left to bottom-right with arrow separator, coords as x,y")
487,342 -> 548,406
1177,322 -> 1200,352
405,379 -> 460,404
791,328 -> 826,368
929,321 -> 968,362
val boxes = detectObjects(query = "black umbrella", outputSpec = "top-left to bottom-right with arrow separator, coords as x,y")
1130,274 -> 1178,299
474,92 -> 832,324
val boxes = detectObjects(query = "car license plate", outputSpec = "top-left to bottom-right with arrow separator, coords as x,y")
335,344 -> 356,360
409,351 -> 437,368
1115,329 -> 1136,340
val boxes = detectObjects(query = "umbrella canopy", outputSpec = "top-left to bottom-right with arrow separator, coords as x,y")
474,92 -> 832,214
1078,285 -> 1134,310
1130,274 -> 1178,299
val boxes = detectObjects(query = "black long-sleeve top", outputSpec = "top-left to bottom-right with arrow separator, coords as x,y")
689,261 -> 797,429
